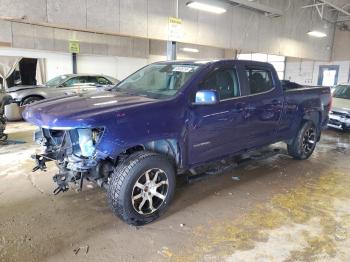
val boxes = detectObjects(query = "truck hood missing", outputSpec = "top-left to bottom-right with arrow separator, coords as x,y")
22,91 -> 157,129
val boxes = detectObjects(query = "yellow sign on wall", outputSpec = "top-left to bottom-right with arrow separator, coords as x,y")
69,41 -> 80,53
169,17 -> 182,25
168,17 -> 183,41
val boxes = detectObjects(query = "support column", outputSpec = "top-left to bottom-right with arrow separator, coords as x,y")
72,53 -> 77,74
166,41 -> 177,61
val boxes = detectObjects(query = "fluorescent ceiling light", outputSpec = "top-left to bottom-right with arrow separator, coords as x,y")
307,30 -> 327,38
182,47 -> 200,53
186,1 -> 226,14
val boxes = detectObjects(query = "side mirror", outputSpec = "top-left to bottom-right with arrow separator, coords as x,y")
193,90 -> 219,105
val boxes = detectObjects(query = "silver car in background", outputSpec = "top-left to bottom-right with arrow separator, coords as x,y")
328,84 -> 350,131
7,74 -> 119,106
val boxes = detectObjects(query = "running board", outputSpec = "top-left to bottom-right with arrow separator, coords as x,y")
186,147 -> 284,184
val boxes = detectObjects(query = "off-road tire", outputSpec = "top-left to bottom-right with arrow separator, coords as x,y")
287,121 -> 317,160
107,151 -> 176,226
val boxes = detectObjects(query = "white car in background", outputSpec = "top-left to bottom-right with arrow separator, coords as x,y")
328,84 -> 350,131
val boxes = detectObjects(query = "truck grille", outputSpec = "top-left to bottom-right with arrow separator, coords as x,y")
329,118 -> 341,126
330,110 -> 348,117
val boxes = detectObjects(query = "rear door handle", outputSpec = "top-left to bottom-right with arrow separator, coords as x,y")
245,105 -> 256,111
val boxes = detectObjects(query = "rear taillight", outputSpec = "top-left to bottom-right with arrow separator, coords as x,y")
328,96 -> 333,112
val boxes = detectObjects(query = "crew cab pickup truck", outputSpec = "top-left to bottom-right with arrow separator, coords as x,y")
23,60 -> 331,225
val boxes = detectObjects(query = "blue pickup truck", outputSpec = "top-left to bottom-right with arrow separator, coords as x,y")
23,60 -> 331,225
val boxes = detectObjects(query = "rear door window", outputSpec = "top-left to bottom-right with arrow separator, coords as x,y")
245,68 -> 273,95
89,76 -> 112,85
201,68 -> 240,100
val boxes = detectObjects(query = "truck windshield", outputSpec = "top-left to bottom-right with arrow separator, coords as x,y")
333,85 -> 350,100
113,63 -> 200,99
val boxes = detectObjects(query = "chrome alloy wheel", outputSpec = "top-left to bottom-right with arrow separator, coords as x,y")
131,168 -> 169,215
302,127 -> 316,154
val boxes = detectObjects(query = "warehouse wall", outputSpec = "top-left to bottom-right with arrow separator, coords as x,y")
0,0 -> 335,60
0,48 -> 150,82
285,57 -> 350,85
285,20 -> 350,86
332,23 -> 350,61
0,44 -> 224,83
77,55 -> 148,81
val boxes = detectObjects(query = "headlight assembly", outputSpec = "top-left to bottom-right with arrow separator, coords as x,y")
77,128 -> 103,157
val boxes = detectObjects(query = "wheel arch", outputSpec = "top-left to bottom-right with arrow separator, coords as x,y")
117,139 -> 182,168
302,110 -> 322,141
20,94 -> 45,105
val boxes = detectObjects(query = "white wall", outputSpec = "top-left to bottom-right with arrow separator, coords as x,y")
332,22 -> 350,61
115,57 -> 148,80
285,58 -> 350,85
45,54 -> 72,80
77,55 -> 148,81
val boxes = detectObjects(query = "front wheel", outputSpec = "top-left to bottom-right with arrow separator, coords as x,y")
287,121 -> 318,160
107,151 -> 176,226
21,96 -> 43,106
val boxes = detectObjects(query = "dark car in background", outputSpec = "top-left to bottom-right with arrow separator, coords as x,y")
7,74 -> 119,106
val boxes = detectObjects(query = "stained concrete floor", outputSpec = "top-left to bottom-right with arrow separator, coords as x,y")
0,122 -> 350,262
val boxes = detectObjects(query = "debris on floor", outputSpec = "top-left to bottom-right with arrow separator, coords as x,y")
157,246 -> 173,258
73,245 -> 89,255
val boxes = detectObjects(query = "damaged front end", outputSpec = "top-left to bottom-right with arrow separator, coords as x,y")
32,127 -> 113,194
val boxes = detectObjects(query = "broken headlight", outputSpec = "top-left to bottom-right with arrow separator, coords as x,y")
77,128 -> 103,157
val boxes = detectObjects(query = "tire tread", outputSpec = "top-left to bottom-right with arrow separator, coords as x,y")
107,151 -> 174,225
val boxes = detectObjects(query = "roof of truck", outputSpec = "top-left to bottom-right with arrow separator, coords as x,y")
155,59 -> 273,67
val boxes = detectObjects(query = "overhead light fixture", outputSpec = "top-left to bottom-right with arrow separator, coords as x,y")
186,1 -> 226,14
182,47 -> 200,53
307,30 -> 327,38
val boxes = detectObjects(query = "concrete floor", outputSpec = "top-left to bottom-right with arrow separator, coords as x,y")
0,122 -> 350,262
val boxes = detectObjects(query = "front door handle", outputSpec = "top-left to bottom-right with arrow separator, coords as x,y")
64,91 -> 77,95
233,102 -> 245,113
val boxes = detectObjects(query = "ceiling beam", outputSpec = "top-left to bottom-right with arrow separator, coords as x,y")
319,0 -> 350,17
337,16 -> 350,22
302,0 -> 350,23
227,0 -> 283,17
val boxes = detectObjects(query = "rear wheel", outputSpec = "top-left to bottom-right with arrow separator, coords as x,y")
107,151 -> 176,226
288,121 -> 317,160
21,96 -> 43,106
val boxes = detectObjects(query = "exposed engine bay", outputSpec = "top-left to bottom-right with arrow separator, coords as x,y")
32,127 -> 179,194
32,127 -> 114,194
